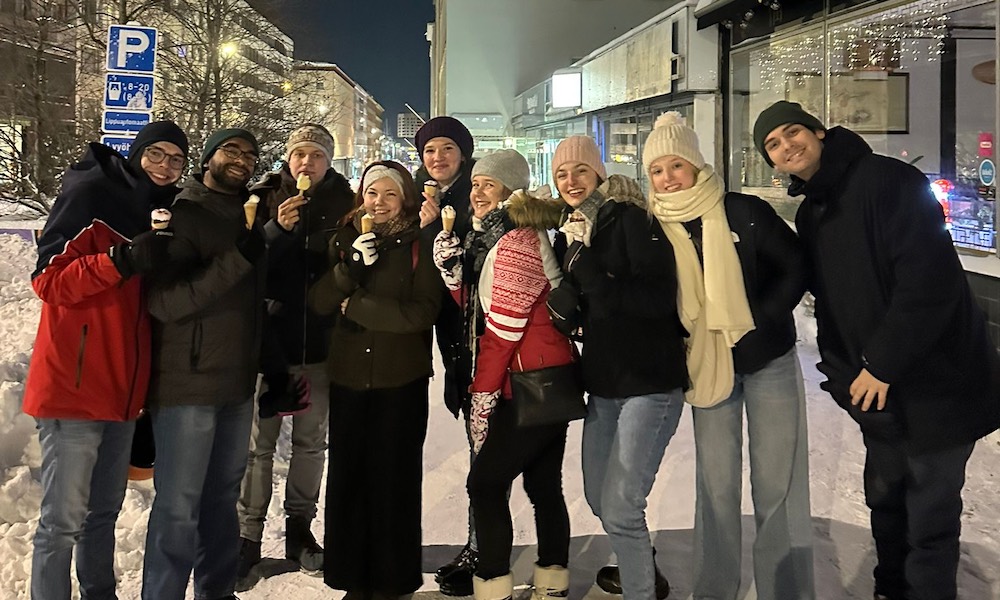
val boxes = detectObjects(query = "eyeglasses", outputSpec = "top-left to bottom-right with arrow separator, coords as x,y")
144,146 -> 186,170
216,144 -> 259,165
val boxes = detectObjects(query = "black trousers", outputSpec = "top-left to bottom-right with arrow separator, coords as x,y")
863,434 -> 975,600
467,399 -> 571,579
324,378 -> 429,595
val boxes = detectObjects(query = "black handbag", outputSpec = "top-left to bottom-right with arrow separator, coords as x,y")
510,362 -> 587,428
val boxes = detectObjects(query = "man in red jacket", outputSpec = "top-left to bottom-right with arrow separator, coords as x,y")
23,121 -> 188,600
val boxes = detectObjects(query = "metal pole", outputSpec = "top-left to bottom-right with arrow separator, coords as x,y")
404,103 -> 427,124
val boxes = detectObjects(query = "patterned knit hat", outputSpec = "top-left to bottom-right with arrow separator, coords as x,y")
552,135 -> 607,181
286,123 -> 334,163
642,111 -> 705,171
471,149 -> 530,192
415,116 -> 474,159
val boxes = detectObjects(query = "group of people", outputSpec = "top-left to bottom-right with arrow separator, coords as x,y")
20,101 -> 1000,600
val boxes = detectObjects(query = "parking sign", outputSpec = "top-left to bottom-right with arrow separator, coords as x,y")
104,73 -> 155,110
106,25 -> 157,73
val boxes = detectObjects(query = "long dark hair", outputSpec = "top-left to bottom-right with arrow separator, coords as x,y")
341,160 -> 419,227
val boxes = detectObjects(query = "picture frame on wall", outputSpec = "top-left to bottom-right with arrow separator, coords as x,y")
785,71 -> 910,134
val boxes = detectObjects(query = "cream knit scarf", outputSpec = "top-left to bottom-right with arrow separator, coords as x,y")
649,166 -> 754,407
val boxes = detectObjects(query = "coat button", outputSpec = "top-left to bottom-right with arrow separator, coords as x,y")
365,348 -> 371,353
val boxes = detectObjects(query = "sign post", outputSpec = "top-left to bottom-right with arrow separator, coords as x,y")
101,24 -> 158,154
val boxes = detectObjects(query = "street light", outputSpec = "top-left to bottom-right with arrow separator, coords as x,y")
220,42 -> 238,58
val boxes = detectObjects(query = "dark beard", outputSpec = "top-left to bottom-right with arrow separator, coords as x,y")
208,161 -> 251,193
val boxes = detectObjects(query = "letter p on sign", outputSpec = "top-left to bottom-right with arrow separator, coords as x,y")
106,25 -> 157,73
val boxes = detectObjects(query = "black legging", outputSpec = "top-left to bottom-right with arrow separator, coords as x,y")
467,398 -> 571,579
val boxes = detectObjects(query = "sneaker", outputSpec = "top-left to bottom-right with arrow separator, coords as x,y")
435,543 -> 477,583
286,517 -> 324,575
236,538 -> 261,580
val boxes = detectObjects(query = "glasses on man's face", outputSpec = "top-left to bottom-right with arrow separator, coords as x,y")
217,144 -> 259,165
144,146 -> 186,170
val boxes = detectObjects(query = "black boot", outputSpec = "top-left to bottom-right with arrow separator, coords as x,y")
437,544 -> 478,596
595,548 -> 670,599
236,537 -> 261,580
286,516 -> 324,575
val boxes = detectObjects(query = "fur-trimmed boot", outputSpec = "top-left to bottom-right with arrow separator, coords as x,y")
473,572 -> 514,600
532,565 -> 569,599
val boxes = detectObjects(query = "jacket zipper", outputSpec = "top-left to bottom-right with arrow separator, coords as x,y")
75,324 -> 88,388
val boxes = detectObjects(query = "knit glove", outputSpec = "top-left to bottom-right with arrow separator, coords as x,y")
351,231 -> 378,266
258,372 -> 312,419
560,210 -> 594,247
432,230 -> 464,290
469,390 -> 500,454
109,229 -> 173,279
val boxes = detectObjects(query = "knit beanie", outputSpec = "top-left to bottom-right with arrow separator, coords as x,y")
286,123 -> 334,163
753,101 -> 826,166
642,111 -> 705,171
471,149 -> 530,192
415,116 -> 474,159
552,135 -> 607,181
199,128 -> 260,173
126,120 -> 189,172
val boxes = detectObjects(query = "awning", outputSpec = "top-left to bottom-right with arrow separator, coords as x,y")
694,0 -> 757,29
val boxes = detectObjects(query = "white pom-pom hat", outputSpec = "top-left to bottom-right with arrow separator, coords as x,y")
641,111 -> 705,171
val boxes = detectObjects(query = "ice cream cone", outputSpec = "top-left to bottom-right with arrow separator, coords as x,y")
423,180 -> 438,201
151,208 -> 172,230
296,174 -> 311,193
360,213 -> 375,234
441,205 -> 456,233
244,195 -> 260,230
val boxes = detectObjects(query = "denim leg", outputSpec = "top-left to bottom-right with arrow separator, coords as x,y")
239,375 -> 273,542
581,395 -> 620,519
76,421 -> 134,600
585,392 -> 684,600
692,387 -> 745,600
285,363 -> 330,522
744,349 -> 814,600
32,419 -> 133,600
142,400 -> 253,600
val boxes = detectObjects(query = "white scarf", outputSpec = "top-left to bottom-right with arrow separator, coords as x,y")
648,166 -> 755,407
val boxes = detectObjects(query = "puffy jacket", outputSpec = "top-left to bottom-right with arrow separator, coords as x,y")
23,143 -> 176,421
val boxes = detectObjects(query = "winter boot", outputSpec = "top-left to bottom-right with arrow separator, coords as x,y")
286,516 -> 324,575
236,537 -> 261,580
532,565 -> 569,599
472,572 -> 514,600
438,545 -> 478,596
595,547 -> 670,599
435,543 -> 478,582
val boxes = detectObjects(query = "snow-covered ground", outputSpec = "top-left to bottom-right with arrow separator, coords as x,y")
0,230 -> 999,599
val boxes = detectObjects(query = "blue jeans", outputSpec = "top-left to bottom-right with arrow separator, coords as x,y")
582,390 -> 684,600
141,399 -> 254,600
32,419 -> 134,600
692,348 -> 814,600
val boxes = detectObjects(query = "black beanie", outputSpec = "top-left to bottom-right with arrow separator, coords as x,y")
752,101 -> 826,166
127,120 -> 189,171
415,116 -> 474,160
199,128 -> 260,173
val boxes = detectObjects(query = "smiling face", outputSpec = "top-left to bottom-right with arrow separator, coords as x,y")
469,175 -> 508,220
554,162 -> 600,208
140,142 -> 185,186
288,145 -> 329,189
363,177 -> 403,224
648,154 -> 699,193
421,137 -> 462,185
763,123 -> 826,181
204,137 -> 257,193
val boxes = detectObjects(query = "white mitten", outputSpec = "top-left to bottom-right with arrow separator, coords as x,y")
560,210 -> 594,247
432,230 -> 464,290
469,390 -> 500,454
351,231 -> 378,266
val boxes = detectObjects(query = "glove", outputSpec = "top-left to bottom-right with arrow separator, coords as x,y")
109,229 -> 173,279
546,279 -> 581,338
238,226 -> 265,263
469,390 -> 500,454
351,231 -> 378,266
560,210 -> 594,247
258,372 -> 312,419
432,230 -> 464,290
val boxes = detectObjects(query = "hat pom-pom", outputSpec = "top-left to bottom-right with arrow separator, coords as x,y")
655,111 -> 686,129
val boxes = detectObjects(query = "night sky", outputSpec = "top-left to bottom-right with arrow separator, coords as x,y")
252,0 -> 435,138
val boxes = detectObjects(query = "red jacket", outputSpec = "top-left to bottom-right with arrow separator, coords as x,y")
23,219 -> 149,421
471,227 -> 574,397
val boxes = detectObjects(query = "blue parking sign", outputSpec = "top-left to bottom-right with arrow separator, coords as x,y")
107,25 -> 157,73
105,73 -> 155,110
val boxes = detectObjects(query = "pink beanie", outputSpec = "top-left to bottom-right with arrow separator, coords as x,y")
552,135 -> 607,181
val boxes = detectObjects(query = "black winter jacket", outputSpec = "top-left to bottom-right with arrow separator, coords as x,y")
683,192 -> 806,374
791,126 -> 1000,452
560,201 -> 689,399
146,176 -> 266,407
252,166 -> 354,365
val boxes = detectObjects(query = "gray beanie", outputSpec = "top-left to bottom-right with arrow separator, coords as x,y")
471,149 -> 530,192
752,101 -> 826,166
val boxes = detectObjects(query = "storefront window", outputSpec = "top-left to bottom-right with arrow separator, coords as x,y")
730,0 -> 997,247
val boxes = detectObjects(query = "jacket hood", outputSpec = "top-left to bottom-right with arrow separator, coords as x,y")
788,126 -> 872,199
61,142 -> 141,192
251,166 -> 354,214
506,189 -> 565,230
